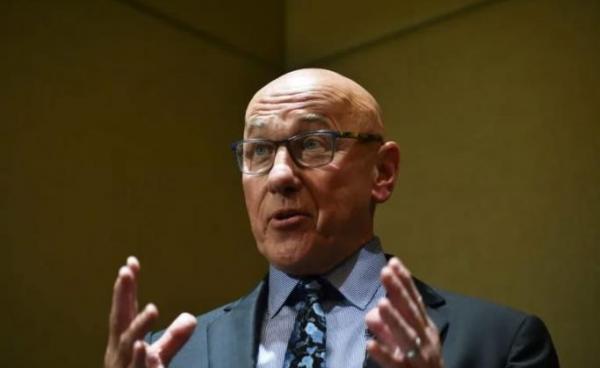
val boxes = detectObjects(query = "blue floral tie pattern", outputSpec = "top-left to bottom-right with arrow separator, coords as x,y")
283,278 -> 327,368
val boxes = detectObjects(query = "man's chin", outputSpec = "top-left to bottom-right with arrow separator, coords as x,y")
260,243 -> 321,275
272,259 -> 323,277
273,250 -> 347,277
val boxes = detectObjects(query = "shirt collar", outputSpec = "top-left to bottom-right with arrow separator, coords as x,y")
267,237 -> 386,318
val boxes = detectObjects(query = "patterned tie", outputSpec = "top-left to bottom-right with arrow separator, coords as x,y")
283,278 -> 327,368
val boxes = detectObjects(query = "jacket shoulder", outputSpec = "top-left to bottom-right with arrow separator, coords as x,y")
144,280 -> 266,368
144,299 -> 239,344
426,285 -> 559,367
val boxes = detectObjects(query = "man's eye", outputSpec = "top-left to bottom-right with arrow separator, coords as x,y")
253,144 -> 271,157
302,137 -> 325,150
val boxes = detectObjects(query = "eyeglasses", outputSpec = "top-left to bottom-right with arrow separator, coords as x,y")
231,129 -> 384,175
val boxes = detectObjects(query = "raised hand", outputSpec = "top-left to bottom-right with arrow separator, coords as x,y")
366,258 -> 443,368
104,256 -> 197,368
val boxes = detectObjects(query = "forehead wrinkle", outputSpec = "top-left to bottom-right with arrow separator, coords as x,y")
247,86 -> 351,114
249,102 -> 335,121
245,111 -> 334,139
246,90 -> 351,132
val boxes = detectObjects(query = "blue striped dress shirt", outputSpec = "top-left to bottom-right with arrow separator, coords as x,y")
257,237 -> 387,368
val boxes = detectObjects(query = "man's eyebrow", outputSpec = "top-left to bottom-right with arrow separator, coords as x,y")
296,113 -> 330,124
246,117 -> 268,128
296,113 -> 341,131
245,117 -> 268,137
245,113 -> 333,137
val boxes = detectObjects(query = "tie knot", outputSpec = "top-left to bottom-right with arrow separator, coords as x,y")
295,277 -> 326,302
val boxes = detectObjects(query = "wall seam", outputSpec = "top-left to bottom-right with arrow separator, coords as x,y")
113,0 -> 281,71
288,0 -> 510,69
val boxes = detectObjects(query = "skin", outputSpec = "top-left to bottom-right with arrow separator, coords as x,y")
243,68 -> 398,276
366,258 -> 444,367
104,256 -> 197,368
104,68 -> 443,367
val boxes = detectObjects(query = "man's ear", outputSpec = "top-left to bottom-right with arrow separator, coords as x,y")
371,141 -> 400,203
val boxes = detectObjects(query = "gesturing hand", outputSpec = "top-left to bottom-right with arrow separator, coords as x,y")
104,256 -> 197,368
366,258 -> 444,368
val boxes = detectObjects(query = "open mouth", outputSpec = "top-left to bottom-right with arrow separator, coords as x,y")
273,209 -> 305,220
270,209 -> 309,228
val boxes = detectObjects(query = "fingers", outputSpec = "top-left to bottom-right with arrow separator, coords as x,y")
127,256 -> 140,315
118,304 -> 159,357
131,341 -> 167,368
150,313 -> 197,365
378,298 -> 419,354
382,259 -> 426,334
365,257 -> 443,367
144,351 -> 163,368
109,256 -> 141,343
106,256 -> 159,368
388,258 -> 428,322
366,305 -> 397,349
127,255 -> 141,275
367,340 -> 406,368
131,341 -> 147,368
366,298 -> 421,365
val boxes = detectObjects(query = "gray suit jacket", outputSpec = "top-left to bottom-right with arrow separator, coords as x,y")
147,277 -> 559,367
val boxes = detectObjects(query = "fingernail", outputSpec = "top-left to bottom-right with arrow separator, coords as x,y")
145,303 -> 157,313
127,256 -> 140,267
381,266 -> 393,279
175,312 -> 197,325
378,297 -> 389,308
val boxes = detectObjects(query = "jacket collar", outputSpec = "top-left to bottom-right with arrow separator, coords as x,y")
205,276 -> 448,368
206,279 -> 268,368
413,277 -> 449,337
267,237 -> 386,318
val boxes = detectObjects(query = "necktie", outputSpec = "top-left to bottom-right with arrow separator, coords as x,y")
283,278 -> 327,368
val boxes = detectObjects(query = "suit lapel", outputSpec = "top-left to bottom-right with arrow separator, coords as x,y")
414,278 -> 448,339
206,280 -> 268,368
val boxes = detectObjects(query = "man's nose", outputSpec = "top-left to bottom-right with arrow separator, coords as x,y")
267,146 -> 301,195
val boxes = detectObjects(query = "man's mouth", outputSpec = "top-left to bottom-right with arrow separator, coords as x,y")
269,209 -> 310,228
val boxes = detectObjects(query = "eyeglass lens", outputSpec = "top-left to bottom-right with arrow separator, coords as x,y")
238,132 -> 335,174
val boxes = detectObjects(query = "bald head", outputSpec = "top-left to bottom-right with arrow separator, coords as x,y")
240,68 -> 400,275
245,68 -> 384,137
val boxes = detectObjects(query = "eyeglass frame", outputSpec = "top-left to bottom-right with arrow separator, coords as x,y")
230,129 -> 385,176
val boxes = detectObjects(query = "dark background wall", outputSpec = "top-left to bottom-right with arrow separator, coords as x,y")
2,0 -> 598,366
2,1 -> 282,365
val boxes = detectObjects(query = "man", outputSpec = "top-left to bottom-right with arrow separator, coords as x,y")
104,69 -> 559,368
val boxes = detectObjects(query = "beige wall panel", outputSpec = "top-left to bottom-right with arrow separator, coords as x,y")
1,0 -> 280,366
142,0 -> 284,65
286,0 -> 482,67
311,0 -> 598,366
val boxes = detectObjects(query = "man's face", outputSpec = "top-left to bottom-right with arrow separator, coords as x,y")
242,76 -> 381,275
